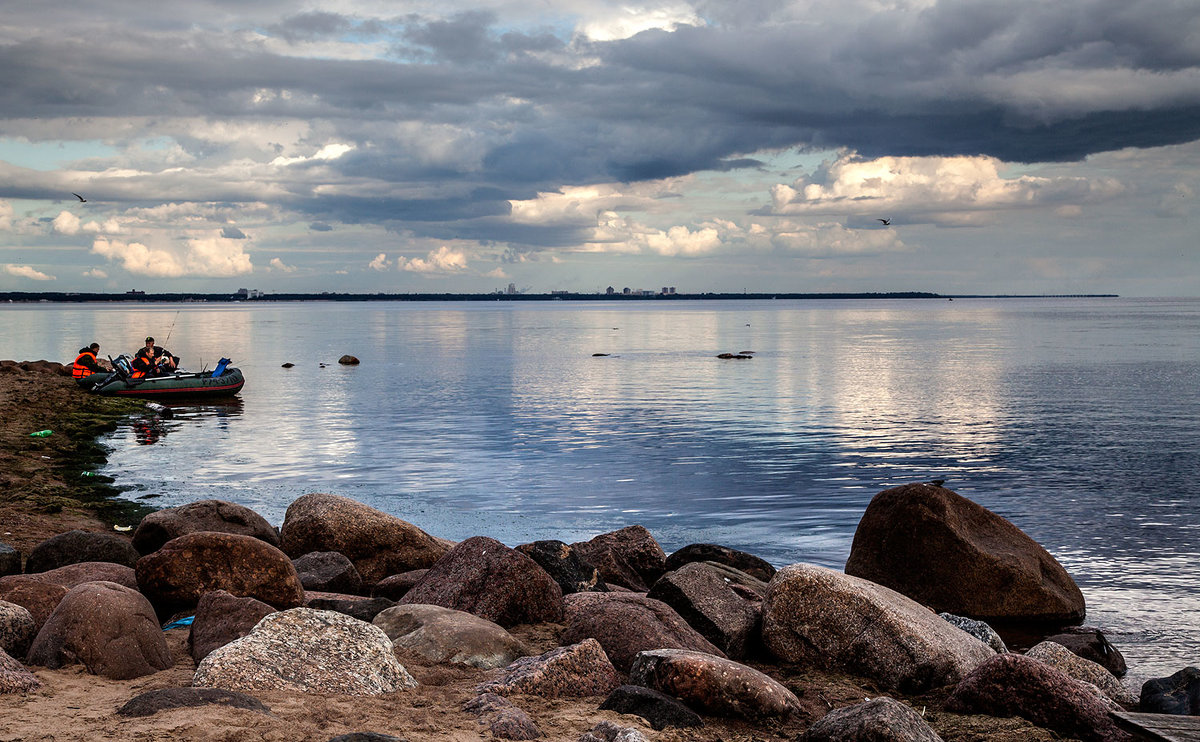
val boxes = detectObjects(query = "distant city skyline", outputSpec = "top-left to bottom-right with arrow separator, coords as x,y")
0,1 -> 1198,296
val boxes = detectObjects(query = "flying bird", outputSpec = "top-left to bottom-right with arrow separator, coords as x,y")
71,192 -> 87,203
876,218 -> 890,225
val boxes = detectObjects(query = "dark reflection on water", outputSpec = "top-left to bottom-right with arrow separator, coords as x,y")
3,297 -> 1198,682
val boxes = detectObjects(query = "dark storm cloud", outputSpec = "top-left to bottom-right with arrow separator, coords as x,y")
2,0 -> 1199,245
221,226 -> 247,239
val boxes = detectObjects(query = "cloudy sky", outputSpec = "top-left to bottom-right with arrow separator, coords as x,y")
1,0 -> 1197,295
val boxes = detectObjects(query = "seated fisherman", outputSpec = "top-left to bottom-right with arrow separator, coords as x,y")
72,342 -> 105,387
132,336 -> 177,377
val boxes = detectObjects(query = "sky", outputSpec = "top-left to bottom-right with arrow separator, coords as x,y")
0,0 -> 1197,296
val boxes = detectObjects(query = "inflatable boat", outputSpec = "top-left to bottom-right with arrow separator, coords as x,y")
89,355 -> 245,398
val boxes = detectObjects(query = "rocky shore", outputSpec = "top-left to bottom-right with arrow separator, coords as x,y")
0,362 -> 1189,741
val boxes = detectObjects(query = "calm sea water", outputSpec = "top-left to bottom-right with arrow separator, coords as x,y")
4,297 -> 1198,683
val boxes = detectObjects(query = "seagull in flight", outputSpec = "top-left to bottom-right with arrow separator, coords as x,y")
71,192 -> 87,203
876,218 -> 891,226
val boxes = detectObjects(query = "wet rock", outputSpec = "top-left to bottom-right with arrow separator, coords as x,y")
400,536 -> 563,628
194,608 -> 417,696
1044,626 -> 1127,678
477,638 -> 622,699
280,493 -> 448,583
281,363 -> 295,368
293,551 -> 364,595
338,355 -> 360,365
21,561 -> 137,590
26,581 -> 172,680
0,647 -> 40,694
663,543 -> 776,583
133,500 -> 281,555
25,530 -> 139,573
516,540 -> 607,594
798,697 -> 943,742
136,531 -> 305,618
939,613 -> 1006,653
0,577 -> 67,630
844,483 -> 1085,625
117,687 -> 271,717
762,563 -> 993,694
375,604 -> 530,669
189,590 -> 276,663
306,595 -> 395,623
1025,640 -> 1136,706
945,653 -> 1132,742
0,601 -> 36,661
600,684 -> 704,730
371,570 -> 428,601
0,542 -> 19,578
1140,666 -> 1200,715
571,526 -> 666,592
630,648 -> 802,721
646,561 -> 761,659
562,592 -> 724,673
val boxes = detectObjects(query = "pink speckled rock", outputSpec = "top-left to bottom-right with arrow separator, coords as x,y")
477,638 -> 621,699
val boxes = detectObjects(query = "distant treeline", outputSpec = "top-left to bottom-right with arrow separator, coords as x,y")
0,291 -> 1118,303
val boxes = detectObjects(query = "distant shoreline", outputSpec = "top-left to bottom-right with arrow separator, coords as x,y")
0,291 -> 1120,303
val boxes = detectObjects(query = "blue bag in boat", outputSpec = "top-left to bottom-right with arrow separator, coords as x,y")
212,358 -> 231,377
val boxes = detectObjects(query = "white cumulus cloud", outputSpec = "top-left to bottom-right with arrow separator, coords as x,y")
91,234 -> 253,277
399,246 -> 468,273
368,253 -> 391,271
4,264 -> 55,281
268,257 -> 297,272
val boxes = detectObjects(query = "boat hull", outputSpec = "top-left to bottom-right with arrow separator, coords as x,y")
92,368 -> 245,398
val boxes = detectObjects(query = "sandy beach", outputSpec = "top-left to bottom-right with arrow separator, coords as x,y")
0,362 -> 1086,741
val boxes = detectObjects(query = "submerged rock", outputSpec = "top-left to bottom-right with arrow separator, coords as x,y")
1140,666 -> 1200,715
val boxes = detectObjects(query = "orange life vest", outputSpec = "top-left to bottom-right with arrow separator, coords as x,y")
72,351 -> 97,379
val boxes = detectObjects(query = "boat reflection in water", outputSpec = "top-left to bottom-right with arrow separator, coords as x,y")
126,397 -> 245,447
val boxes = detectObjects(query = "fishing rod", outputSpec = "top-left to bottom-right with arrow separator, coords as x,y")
163,309 -> 181,345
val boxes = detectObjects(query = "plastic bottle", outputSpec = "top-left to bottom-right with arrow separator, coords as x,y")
29,430 -> 52,437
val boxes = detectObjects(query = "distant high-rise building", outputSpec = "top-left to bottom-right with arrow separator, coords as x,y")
606,286 -> 615,295
622,287 -> 631,295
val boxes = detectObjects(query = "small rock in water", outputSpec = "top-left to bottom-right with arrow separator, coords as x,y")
716,353 -> 753,359
281,363 -> 294,368
592,353 -> 611,357
338,355 -> 360,365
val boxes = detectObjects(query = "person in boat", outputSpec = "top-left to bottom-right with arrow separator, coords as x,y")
72,342 -> 105,388
132,336 -> 178,378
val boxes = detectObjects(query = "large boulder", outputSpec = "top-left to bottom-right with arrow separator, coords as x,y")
374,604 -> 530,669
844,483 -> 1085,625
799,697 -> 943,742
400,536 -> 563,627
1025,640 -> 1136,706
663,543 -> 776,583
515,540 -> 607,594
1043,626 -> 1127,677
561,592 -> 724,673
571,526 -> 666,591
646,562 -> 762,659
293,551 -> 364,595
193,608 -> 417,696
26,581 -> 172,680
280,493 -> 448,583
306,594 -> 395,623
133,500 -> 281,555
0,647 -> 40,694
476,638 -> 622,699
1140,666 -> 1200,715
189,590 -> 276,663
25,530 -> 139,573
630,649 -> 802,721
946,653 -> 1132,742
0,601 -> 36,659
21,561 -> 137,590
761,563 -> 993,693
136,531 -> 305,617
0,577 -> 68,630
